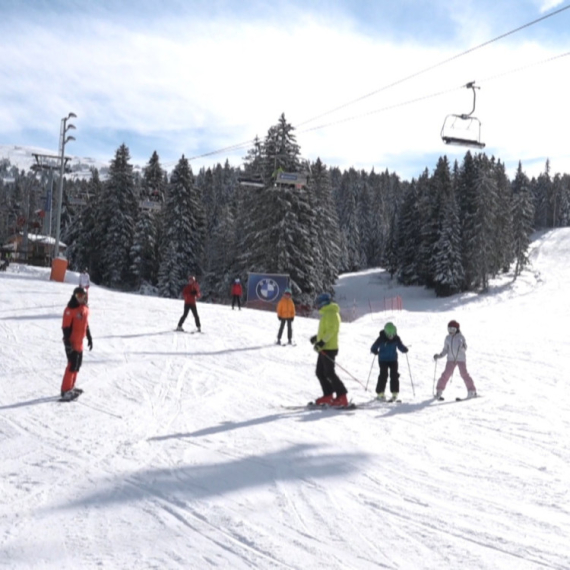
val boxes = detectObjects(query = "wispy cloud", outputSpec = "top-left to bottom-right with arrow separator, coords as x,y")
1,0 -> 569,178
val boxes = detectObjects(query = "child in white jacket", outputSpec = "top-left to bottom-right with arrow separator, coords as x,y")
433,320 -> 477,399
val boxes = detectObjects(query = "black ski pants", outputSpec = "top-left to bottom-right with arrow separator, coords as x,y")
277,318 -> 293,342
178,303 -> 201,329
376,361 -> 399,394
231,295 -> 241,309
316,349 -> 347,397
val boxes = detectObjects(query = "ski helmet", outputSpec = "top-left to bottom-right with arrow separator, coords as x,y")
284,287 -> 292,295
234,278 -> 240,283
315,292 -> 331,309
448,320 -> 460,333
384,322 -> 397,338
188,275 -> 196,282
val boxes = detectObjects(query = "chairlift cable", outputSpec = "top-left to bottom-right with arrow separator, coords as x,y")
295,4 -> 570,128
477,49 -> 570,85
175,5 -> 570,164
299,85 -> 464,134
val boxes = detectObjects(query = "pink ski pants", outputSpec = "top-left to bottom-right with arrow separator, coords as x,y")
436,361 -> 476,392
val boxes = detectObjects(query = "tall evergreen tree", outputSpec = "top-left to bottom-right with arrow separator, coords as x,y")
98,145 -> 139,289
511,162 -> 534,278
157,155 -> 205,298
309,158 -> 341,294
430,157 -> 464,296
471,154 -> 499,291
130,208 -> 159,289
141,151 -> 166,202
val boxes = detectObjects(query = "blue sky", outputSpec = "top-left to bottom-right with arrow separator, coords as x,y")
1,0 -> 569,179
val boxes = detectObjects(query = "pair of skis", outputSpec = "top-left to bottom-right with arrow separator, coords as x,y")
58,388 -> 83,402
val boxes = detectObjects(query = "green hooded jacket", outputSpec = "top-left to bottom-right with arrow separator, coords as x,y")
317,302 -> 341,350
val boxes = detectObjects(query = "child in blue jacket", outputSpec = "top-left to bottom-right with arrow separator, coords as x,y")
370,322 -> 408,401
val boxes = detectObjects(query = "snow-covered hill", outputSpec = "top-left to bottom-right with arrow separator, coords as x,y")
1,229 -> 569,569
0,144 -> 143,181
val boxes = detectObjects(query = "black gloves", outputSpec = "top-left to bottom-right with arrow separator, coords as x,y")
64,341 -> 72,357
88,337 -> 93,351
310,335 -> 317,344
313,340 -> 325,352
371,348 -> 378,355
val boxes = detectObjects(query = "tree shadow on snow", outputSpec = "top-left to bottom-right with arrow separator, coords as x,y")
0,313 -> 60,321
149,410 -> 338,441
0,396 -> 59,410
50,443 -> 369,510
132,343 -> 275,357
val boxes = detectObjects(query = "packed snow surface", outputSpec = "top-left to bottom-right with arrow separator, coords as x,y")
1,229 -> 569,569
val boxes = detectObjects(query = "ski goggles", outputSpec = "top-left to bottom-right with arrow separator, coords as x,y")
448,326 -> 457,334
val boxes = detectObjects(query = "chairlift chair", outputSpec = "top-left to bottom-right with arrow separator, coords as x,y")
441,82 -> 485,149
238,174 -> 265,188
274,171 -> 308,189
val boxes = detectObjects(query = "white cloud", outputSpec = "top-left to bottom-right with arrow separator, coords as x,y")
1,5 -> 569,179
537,0 -> 565,13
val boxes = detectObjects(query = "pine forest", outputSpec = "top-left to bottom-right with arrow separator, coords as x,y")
1,113 -> 569,305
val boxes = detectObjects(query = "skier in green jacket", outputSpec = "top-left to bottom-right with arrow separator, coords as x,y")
310,293 -> 348,407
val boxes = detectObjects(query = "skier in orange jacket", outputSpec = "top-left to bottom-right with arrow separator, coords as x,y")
276,287 -> 295,345
61,287 -> 93,400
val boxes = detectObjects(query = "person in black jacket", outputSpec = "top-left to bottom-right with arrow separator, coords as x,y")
370,322 -> 408,402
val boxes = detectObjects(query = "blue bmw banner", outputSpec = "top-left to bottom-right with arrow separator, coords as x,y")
246,273 -> 290,307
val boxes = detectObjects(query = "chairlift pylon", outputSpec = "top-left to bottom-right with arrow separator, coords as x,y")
441,82 -> 485,149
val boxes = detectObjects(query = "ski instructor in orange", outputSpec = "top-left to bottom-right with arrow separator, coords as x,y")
60,287 -> 93,400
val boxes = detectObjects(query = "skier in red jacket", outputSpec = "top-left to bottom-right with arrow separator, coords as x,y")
177,276 -> 202,332
60,287 -> 93,400
231,278 -> 243,310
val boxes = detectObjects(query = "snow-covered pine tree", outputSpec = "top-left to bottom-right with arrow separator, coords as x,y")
457,151 -> 479,290
64,168 -> 104,278
471,154 -> 499,292
554,174 -> 570,227
308,158 -> 341,294
336,168 -> 361,272
415,168 -> 439,288
357,173 -> 374,268
492,159 -> 514,274
532,160 -> 550,228
395,181 -> 420,285
260,114 -> 301,182
511,162 -> 534,278
430,157 -> 464,296
157,155 -> 205,298
142,151 -> 166,202
129,209 -> 158,290
97,144 -> 139,289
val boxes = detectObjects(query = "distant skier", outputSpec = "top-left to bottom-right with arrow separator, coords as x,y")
370,322 -> 408,402
79,268 -> 90,301
276,287 -> 295,344
177,276 -> 202,332
60,287 -> 93,401
433,320 -> 477,399
310,293 -> 348,407
231,278 -> 243,310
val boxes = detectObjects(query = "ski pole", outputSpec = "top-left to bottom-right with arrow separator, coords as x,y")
320,351 -> 366,389
433,359 -> 438,396
405,353 -> 415,397
365,354 -> 376,392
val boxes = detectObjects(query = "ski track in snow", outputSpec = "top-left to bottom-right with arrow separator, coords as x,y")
1,229 -> 570,569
